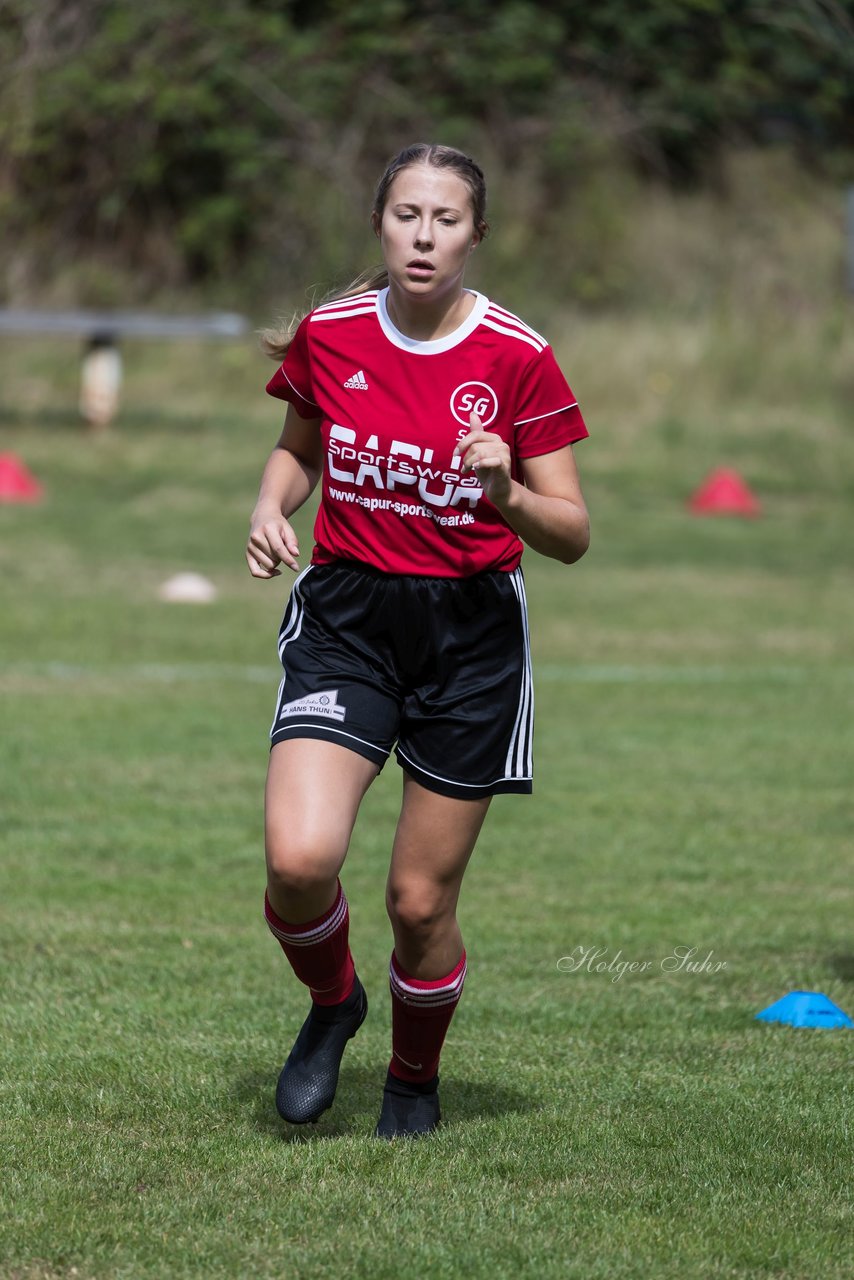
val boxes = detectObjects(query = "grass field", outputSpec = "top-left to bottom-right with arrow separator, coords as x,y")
1,314 -> 852,1279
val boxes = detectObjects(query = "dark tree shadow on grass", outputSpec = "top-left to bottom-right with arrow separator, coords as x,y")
827,952 -> 854,982
0,405 -> 84,431
0,404 -> 218,434
234,1063 -> 535,1143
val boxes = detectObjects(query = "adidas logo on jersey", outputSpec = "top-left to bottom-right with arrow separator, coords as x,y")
343,369 -> 369,390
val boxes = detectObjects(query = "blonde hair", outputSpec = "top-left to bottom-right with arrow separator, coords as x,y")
259,266 -> 389,362
260,143 -> 489,362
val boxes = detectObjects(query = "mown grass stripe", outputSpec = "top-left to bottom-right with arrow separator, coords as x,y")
2,660 -> 852,686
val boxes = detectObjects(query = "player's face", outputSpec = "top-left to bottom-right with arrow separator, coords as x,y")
375,165 -> 479,303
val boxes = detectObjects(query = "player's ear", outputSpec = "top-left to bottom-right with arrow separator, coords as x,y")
371,211 -> 381,238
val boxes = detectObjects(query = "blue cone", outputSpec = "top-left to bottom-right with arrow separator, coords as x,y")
755,990 -> 853,1029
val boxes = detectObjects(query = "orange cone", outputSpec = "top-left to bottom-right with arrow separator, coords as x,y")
688,467 -> 760,517
0,453 -> 44,503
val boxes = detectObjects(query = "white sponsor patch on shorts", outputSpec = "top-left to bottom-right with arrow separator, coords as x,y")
278,689 -> 346,721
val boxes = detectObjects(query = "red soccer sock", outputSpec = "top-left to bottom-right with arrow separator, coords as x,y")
264,880 -> 356,1006
388,948 -> 467,1084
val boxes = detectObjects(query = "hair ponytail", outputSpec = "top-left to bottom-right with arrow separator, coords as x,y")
259,266 -> 390,361
261,142 -> 487,362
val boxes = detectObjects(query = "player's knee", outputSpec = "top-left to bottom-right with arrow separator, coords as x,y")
386,881 -> 450,938
265,831 -> 341,897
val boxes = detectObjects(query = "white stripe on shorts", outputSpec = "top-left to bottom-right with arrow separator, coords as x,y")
505,567 -> 534,780
276,564 -> 313,660
270,565 -> 314,737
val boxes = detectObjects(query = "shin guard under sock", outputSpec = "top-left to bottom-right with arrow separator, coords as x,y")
388,948 -> 466,1084
264,880 -> 356,1006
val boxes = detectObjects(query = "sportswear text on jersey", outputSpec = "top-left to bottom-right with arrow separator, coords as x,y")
265,288 -> 588,576
328,424 -> 482,511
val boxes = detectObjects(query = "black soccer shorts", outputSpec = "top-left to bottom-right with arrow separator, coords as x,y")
269,560 -> 534,799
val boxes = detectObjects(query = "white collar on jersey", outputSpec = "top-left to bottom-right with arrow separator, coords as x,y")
376,287 -> 490,354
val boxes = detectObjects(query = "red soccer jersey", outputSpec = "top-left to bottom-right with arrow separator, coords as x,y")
266,287 -> 588,576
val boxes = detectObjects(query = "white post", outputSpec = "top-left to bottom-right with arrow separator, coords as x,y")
79,333 -> 122,429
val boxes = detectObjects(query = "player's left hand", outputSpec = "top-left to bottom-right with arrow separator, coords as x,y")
454,411 -> 514,505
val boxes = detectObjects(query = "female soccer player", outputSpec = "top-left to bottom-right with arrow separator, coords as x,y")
247,143 -> 590,1139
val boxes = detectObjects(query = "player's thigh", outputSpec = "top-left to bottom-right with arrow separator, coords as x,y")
395,568 -> 533,799
386,773 -> 491,926
265,738 -> 379,886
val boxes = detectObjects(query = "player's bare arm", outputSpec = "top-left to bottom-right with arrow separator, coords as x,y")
255,145 -> 591,1141
247,405 -> 323,578
455,410 -> 590,564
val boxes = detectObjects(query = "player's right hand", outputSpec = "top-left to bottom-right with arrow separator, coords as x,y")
246,515 -> 300,578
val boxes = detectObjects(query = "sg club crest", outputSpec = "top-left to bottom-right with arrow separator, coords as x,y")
450,381 -> 499,428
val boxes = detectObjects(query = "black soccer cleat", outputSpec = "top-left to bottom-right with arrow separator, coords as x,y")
276,976 -> 368,1125
374,1068 -> 441,1140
